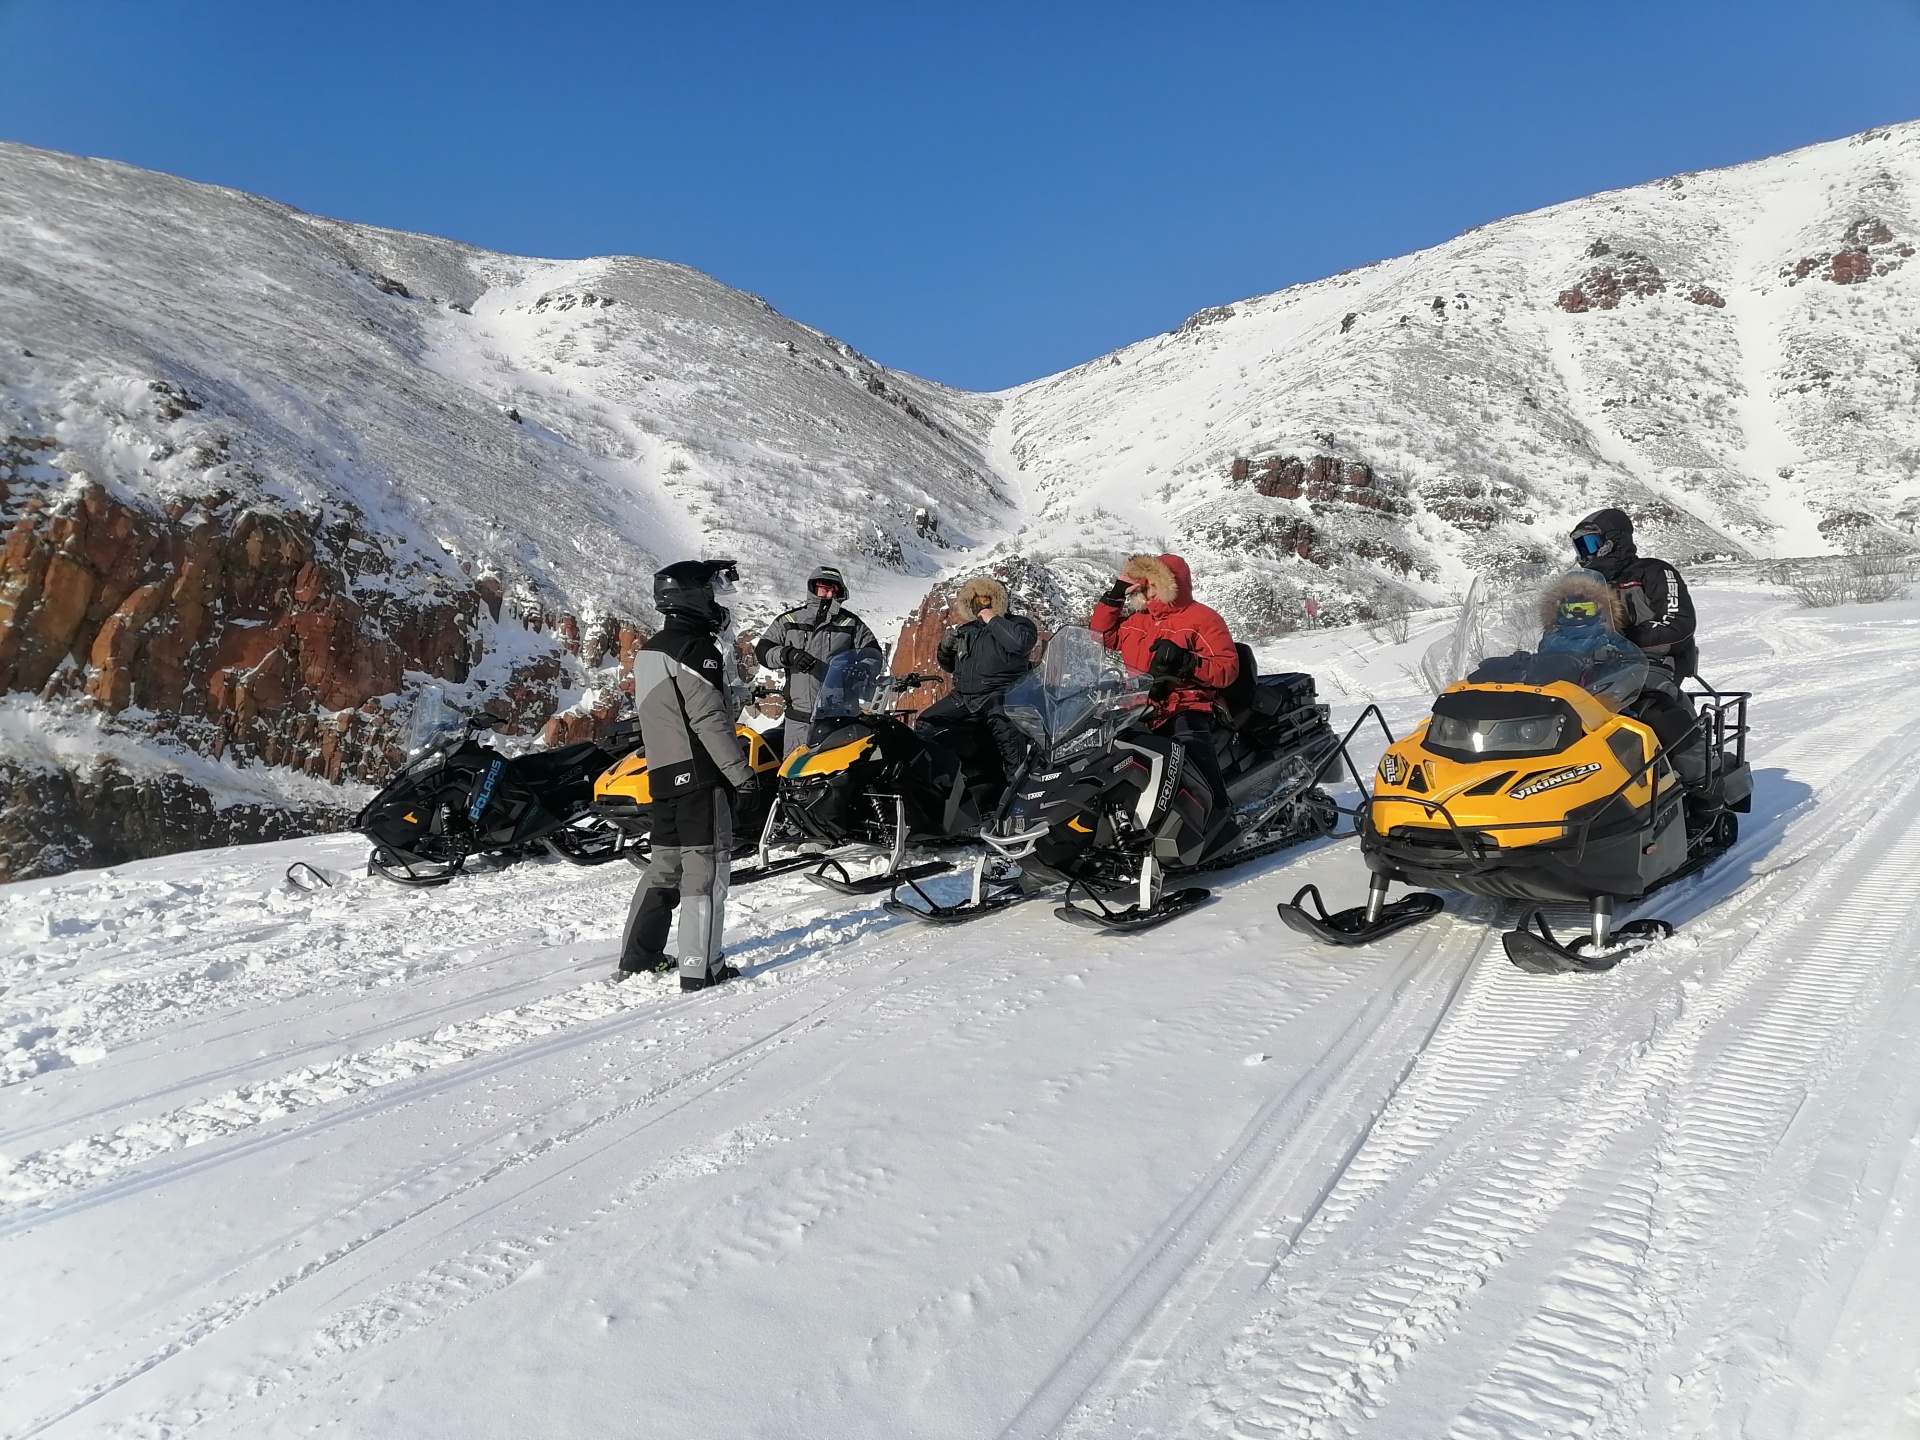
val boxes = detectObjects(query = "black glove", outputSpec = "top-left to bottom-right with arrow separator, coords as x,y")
1099,578 -> 1132,608
1148,638 -> 1198,681
783,645 -> 823,676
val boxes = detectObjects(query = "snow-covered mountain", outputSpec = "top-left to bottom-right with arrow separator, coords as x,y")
995,121 -> 1920,630
5,123 -> 1919,878
0,141 -> 1013,876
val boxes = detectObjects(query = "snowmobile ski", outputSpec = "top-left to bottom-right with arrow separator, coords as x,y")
881,857 -> 1033,924
1501,907 -> 1674,974
725,853 -> 836,886
284,861 -> 347,893
1054,884 -> 1212,933
804,857 -> 952,896
1275,881 -> 1444,947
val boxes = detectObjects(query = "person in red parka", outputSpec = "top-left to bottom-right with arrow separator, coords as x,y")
1090,552 -> 1240,828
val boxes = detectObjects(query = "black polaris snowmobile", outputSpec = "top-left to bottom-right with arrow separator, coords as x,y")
885,627 -> 1342,931
755,649 -> 983,894
1275,625 -> 1751,973
355,716 -> 631,887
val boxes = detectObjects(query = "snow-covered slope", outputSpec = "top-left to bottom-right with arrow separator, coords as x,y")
5,576 -> 1918,1437
0,141 -> 1011,876
0,140 -> 1008,622
996,122 -> 1920,630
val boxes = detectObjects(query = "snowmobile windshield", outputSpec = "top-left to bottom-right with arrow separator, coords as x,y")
1464,631 -> 1650,712
813,647 -> 889,721
1001,627 -> 1153,756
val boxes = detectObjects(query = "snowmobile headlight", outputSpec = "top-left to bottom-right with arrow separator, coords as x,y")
1051,728 -> 1101,762
1428,713 -> 1567,755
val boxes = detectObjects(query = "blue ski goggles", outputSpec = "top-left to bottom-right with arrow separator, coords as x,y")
1573,531 -> 1612,558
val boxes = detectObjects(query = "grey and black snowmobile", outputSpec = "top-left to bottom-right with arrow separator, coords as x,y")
885,626 -> 1342,931
355,716 -> 632,887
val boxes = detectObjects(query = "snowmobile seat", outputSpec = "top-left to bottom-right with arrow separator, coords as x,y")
1216,644 -> 1260,729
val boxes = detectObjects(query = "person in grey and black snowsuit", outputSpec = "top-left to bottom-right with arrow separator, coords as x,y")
753,566 -> 879,754
1570,508 -> 1698,678
619,560 -> 756,991
914,576 -> 1037,810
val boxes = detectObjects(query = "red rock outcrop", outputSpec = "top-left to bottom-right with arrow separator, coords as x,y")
1786,217 -> 1915,286
0,466 -> 590,789
1558,243 -> 1667,312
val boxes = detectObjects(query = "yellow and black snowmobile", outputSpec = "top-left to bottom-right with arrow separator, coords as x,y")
1277,599 -> 1750,973
756,648 -> 982,894
588,715 -> 795,882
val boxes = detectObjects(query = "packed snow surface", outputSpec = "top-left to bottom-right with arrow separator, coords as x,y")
5,577 -> 1918,1437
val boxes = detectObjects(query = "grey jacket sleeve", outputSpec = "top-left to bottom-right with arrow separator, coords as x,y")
678,668 -> 756,789
754,614 -> 789,670
851,615 -> 880,653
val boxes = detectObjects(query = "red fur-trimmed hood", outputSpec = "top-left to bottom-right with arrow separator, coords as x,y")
1122,553 -> 1191,608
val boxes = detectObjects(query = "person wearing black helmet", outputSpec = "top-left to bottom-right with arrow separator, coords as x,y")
1569,508 -> 1698,678
618,559 -> 756,991
753,565 -> 879,755
1569,509 -> 1710,797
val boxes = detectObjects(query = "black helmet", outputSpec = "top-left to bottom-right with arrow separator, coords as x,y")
654,558 -> 739,630
806,565 -> 848,600
1570,508 -> 1636,576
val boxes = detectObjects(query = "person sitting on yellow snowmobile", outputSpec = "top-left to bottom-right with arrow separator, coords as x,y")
754,566 -> 880,757
1488,572 -> 1706,788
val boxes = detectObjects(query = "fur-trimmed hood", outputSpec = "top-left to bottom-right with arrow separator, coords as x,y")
1121,553 -> 1192,608
1538,571 -> 1625,630
950,576 -> 1011,623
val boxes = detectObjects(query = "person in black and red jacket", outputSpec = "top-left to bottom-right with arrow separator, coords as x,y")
1569,508 -> 1697,678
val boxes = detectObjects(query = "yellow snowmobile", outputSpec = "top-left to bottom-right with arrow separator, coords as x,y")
589,719 -> 799,882
756,648 -> 980,894
1277,614 -> 1750,973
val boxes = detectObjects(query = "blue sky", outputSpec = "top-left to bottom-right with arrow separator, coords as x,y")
2,1 -> 1918,390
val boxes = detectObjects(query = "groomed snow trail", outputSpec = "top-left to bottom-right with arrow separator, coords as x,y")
3,581 -> 1918,1438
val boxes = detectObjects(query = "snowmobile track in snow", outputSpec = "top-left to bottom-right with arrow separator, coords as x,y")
1001,915 -> 1493,1439
1122,703 -> 1920,1439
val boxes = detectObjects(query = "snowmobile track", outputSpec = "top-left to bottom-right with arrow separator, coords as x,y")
1000,916 -> 1491,1440
1136,716 -> 1920,1439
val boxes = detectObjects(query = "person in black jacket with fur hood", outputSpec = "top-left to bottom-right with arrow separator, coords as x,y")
1570,508 -> 1698,678
914,576 -> 1038,810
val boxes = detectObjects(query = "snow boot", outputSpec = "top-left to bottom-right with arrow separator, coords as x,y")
617,952 -> 675,981
680,961 -> 740,993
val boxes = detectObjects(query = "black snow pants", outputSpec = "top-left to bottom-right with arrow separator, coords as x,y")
622,787 -> 734,982
916,693 -> 1031,798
